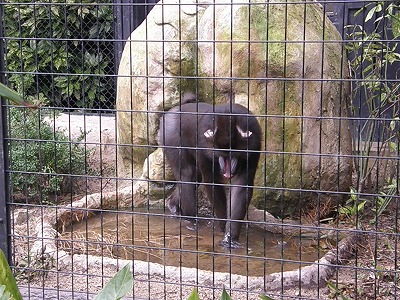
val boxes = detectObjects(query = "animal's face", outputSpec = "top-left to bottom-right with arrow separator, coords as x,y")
203,120 -> 254,178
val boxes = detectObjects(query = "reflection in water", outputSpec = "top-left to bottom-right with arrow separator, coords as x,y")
63,209 -> 322,276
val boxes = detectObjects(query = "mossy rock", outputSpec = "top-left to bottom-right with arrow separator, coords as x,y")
116,0 -> 352,217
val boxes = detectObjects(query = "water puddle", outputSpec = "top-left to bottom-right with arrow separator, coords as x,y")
62,209 -> 323,276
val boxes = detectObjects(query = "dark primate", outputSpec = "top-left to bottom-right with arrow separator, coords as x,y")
158,94 -> 261,248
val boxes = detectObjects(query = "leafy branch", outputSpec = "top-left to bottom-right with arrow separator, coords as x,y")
343,1 -> 400,219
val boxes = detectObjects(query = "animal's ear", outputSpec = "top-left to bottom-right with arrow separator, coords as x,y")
204,128 -> 216,139
237,125 -> 252,138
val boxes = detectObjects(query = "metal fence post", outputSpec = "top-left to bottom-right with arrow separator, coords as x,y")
0,99 -> 9,262
0,4 -> 10,261
113,0 -> 157,70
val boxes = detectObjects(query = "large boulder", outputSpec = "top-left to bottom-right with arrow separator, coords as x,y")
116,0 -> 208,177
116,0 -> 352,217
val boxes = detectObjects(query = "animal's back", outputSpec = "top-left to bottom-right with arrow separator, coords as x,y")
159,99 -> 259,148
159,102 -> 213,147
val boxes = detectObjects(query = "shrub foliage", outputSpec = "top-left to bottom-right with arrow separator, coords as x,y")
4,0 -> 115,110
8,108 -> 87,201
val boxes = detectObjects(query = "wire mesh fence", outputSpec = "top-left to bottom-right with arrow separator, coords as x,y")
1,0 -> 399,299
3,0 -> 116,111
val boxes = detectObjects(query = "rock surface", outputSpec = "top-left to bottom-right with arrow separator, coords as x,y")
116,0 -> 352,216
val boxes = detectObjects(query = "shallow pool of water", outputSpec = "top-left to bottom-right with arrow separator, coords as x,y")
64,209 -> 322,276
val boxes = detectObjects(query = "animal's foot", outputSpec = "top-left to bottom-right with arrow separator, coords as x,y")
184,219 -> 198,231
167,201 -> 182,216
220,233 -> 242,249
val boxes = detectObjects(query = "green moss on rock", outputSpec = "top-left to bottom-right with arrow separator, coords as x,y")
116,0 -> 352,216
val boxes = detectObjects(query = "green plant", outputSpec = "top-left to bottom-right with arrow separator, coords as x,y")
187,288 -> 201,300
1,253 -> 277,300
345,2 -> 400,220
187,287 -> 275,300
0,82 -> 36,108
337,187 -> 367,220
8,107 -> 87,201
187,287 -> 233,300
93,264 -> 133,300
0,286 -> 11,300
1,248 -> 132,300
371,177 -> 397,224
258,295 -> 275,300
3,0 -> 115,110
0,249 -> 22,300
326,281 -> 352,300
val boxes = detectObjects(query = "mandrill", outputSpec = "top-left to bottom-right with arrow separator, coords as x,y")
158,93 -> 261,248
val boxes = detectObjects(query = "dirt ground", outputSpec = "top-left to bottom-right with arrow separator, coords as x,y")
9,114 -> 400,299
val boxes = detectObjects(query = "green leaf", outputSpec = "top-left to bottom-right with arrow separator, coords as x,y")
357,200 -> 366,213
221,287 -> 231,300
0,250 -> 22,300
0,285 -> 11,300
354,4 -> 372,18
389,117 -> 399,131
259,295 -> 275,300
187,288 -> 200,300
375,3 -> 382,13
350,187 -> 357,201
93,264 -> 133,300
392,12 -> 400,39
0,82 -> 36,107
380,92 -> 387,103
389,141 -> 397,151
365,5 -> 377,23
